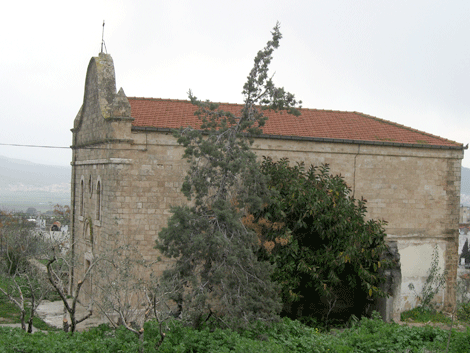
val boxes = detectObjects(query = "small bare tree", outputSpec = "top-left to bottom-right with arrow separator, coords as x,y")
0,211 -> 52,332
0,264 -> 51,332
93,244 -> 177,352
46,245 -> 95,333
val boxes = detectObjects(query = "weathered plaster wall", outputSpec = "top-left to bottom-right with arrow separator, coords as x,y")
399,242 -> 447,311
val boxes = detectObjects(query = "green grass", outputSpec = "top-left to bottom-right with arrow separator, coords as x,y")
0,297 -> 58,331
1,314 -> 470,353
30,316 -> 58,331
0,275 -> 58,331
0,297 -> 20,323
0,296 -> 57,330
37,259 -> 48,266
401,306 -> 452,324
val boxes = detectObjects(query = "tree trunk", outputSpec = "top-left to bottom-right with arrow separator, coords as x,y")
20,310 -> 26,331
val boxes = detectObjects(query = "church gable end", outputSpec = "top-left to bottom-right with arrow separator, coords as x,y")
72,53 -> 133,147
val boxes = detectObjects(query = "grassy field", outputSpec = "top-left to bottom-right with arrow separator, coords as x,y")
0,296 -> 57,331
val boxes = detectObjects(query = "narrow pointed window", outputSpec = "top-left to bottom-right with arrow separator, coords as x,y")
96,180 -> 101,221
80,179 -> 84,217
88,175 -> 93,197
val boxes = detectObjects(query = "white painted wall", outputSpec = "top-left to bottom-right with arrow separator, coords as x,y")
398,242 -> 446,311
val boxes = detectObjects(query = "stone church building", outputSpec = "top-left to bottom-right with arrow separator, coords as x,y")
71,53 -> 464,320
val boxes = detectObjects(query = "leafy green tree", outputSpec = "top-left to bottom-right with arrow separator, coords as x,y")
157,23 -> 300,329
52,204 -> 71,227
250,158 -> 391,323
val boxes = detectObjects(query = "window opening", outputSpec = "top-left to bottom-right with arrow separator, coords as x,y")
80,179 -> 84,217
96,180 -> 101,221
88,175 -> 93,197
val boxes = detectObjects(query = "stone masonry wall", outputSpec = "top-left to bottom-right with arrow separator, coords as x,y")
71,53 -> 463,312
253,138 -> 462,311
72,129 -> 462,311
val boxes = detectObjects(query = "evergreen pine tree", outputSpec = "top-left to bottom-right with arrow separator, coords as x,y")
157,23 -> 300,329
461,238 -> 470,265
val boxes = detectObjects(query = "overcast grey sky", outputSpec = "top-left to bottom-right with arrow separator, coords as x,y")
0,0 -> 469,167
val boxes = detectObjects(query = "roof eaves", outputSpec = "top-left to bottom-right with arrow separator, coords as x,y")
131,126 -> 464,150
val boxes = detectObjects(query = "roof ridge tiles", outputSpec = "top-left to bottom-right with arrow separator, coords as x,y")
127,96 -> 242,106
128,97 -> 361,113
128,97 -> 192,103
128,97 -> 371,114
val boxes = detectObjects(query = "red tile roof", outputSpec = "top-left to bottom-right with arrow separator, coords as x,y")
128,97 -> 462,148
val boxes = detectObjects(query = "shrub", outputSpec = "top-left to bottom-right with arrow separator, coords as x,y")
457,302 -> 470,323
252,158 -> 391,324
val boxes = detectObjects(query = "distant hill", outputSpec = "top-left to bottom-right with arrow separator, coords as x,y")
0,155 -> 70,185
0,155 -> 70,212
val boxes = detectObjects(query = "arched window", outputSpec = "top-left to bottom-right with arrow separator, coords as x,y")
96,180 -> 101,221
80,179 -> 84,217
88,175 -> 93,198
